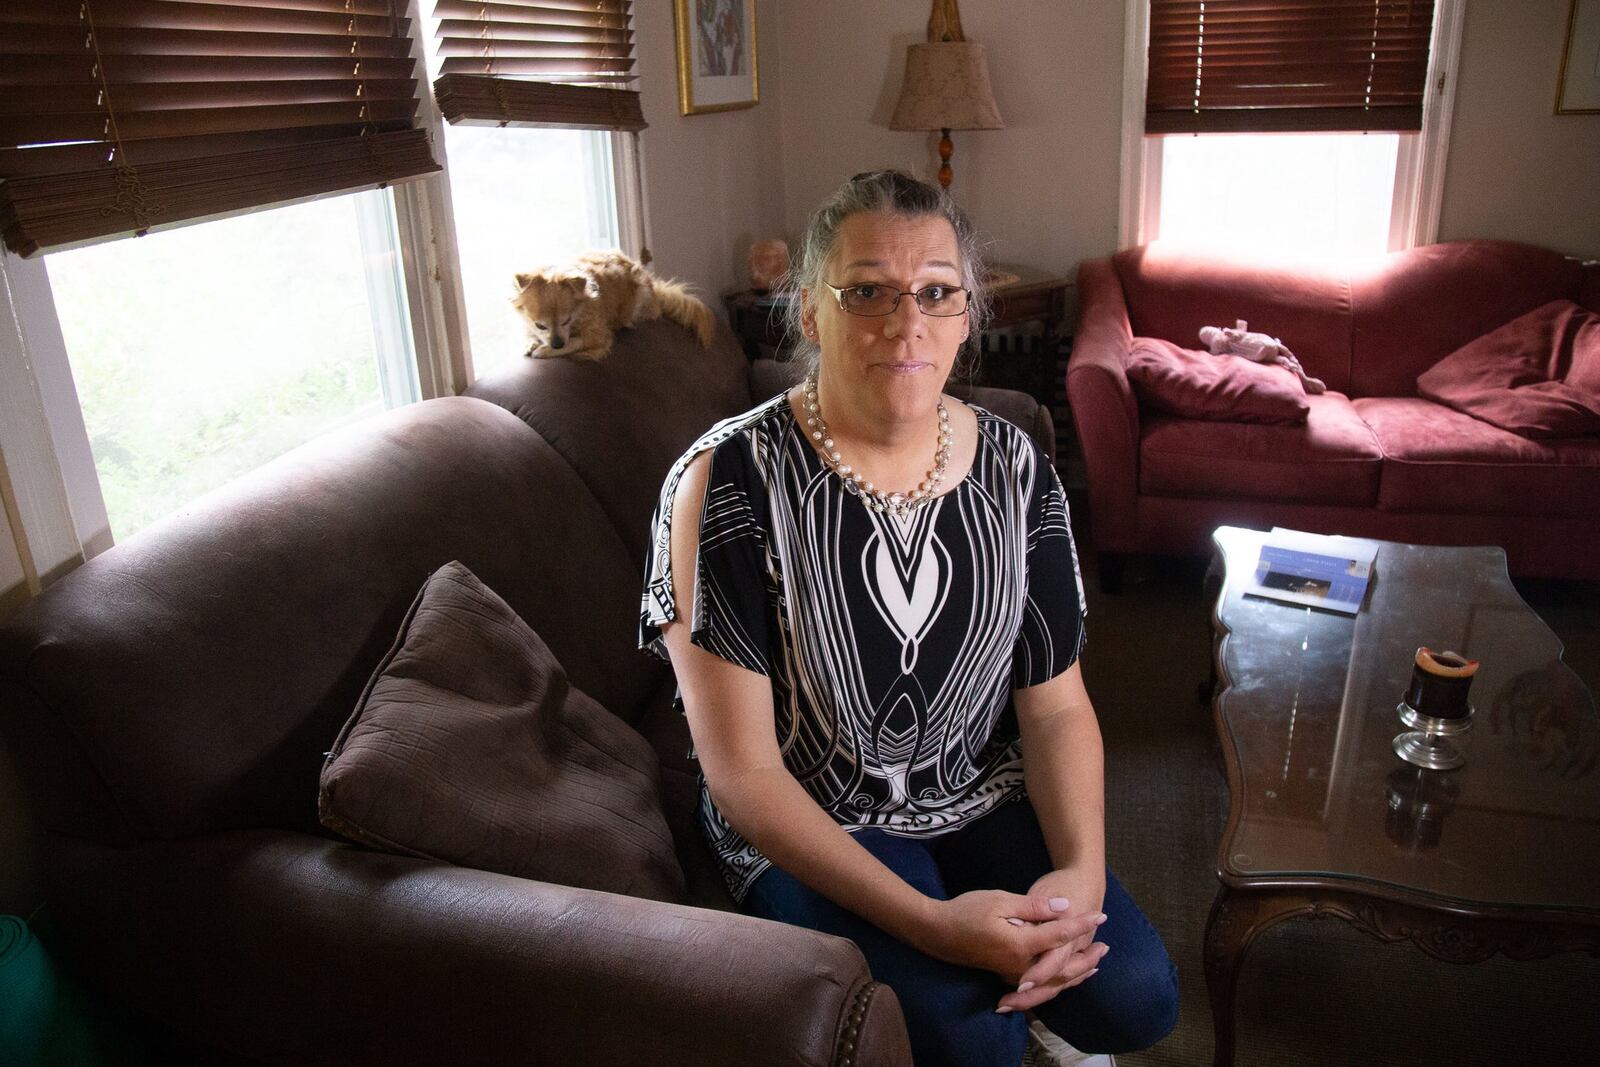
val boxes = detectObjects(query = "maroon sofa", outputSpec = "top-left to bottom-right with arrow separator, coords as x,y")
1069,239 -> 1600,585
0,314 -> 1053,1065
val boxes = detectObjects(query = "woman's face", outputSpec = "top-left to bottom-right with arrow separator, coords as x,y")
802,211 -> 969,424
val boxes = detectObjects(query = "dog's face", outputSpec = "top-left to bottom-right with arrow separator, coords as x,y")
511,271 -> 592,353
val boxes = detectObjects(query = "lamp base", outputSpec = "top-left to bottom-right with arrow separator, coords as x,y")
937,128 -> 953,188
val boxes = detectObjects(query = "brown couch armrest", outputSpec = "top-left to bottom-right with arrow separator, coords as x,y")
1069,260 -> 1141,553
45,830 -> 911,1067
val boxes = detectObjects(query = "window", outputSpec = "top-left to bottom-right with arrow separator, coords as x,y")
432,125 -> 620,379
43,189 -> 417,540
418,1 -> 636,379
2,0 -> 644,579
1151,131 -> 1404,259
1122,0 -> 1464,258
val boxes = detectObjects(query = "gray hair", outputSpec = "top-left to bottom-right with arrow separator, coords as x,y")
782,170 -> 991,376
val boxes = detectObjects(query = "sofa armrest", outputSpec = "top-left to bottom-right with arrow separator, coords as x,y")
45,830 -> 911,1067
1070,260 -> 1142,553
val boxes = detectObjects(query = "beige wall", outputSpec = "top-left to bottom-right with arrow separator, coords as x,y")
636,0 -> 789,301
774,1 -> 1127,276
724,0 -> 1596,278
1437,0 -> 1600,258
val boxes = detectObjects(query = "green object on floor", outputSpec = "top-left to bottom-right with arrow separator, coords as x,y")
0,913 -> 117,1066
0,913 -> 53,1062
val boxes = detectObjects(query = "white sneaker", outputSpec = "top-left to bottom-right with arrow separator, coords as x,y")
1023,1016 -> 1116,1067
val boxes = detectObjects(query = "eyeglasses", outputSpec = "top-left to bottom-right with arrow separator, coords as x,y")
823,281 -> 971,318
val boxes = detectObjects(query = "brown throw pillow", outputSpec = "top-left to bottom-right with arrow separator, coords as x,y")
319,561 -> 685,902
1417,300 -> 1600,438
1126,337 -> 1311,425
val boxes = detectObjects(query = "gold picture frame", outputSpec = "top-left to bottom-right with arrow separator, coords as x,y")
674,0 -> 760,115
1556,0 -> 1600,114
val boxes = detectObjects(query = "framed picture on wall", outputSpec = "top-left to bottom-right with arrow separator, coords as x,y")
1557,0 -> 1600,113
675,0 -> 760,115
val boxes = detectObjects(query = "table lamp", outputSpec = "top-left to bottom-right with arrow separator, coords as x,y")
889,0 -> 1004,190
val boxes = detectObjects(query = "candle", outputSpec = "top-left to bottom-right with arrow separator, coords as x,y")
1403,647 -> 1478,720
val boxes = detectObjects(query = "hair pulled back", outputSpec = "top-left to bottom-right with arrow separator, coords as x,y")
783,170 -> 990,374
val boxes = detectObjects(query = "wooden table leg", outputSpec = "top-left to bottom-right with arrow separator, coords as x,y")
1203,886 -> 1311,1067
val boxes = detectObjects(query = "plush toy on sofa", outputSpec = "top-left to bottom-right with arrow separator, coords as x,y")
1200,320 -> 1327,394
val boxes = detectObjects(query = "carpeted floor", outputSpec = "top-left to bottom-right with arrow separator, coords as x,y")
1070,518 -> 1600,1067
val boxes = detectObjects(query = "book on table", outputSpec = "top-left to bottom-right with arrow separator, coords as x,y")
1246,527 -> 1380,615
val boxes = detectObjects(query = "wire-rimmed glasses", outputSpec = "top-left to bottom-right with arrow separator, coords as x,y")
823,281 -> 971,318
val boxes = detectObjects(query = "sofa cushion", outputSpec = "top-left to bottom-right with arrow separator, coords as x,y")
1126,338 -> 1310,424
1140,392 -> 1382,505
1355,397 -> 1600,519
1349,240 -> 1584,398
1416,300 -> 1600,438
319,561 -> 686,902
1112,245 -> 1353,393
0,398 -> 659,842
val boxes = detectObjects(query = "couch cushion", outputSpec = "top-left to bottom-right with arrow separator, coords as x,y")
1140,392 -> 1382,505
1355,397 -> 1600,519
1126,337 -> 1310,424
1112,245 -> 1353,394
465,318 -> 754,572
320,561 -> 685,902
1349,240 -> 1584,398
0,397 -> 660,843
1416,300 -> 1600,438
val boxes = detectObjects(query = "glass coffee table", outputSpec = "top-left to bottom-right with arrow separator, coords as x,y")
1205,527 -> 1600,1067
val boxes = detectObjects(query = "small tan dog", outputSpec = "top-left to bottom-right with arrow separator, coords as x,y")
512,251 -> 715,360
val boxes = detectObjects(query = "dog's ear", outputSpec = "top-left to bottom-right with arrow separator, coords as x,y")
513,272 -> 537,292
562,275 -> 589,295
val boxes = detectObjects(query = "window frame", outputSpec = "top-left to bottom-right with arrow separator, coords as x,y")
1118,0 -> 1467,252
2,0 -> 650,580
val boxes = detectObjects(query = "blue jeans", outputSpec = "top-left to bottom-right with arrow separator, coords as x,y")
743,798 -> 1178,1067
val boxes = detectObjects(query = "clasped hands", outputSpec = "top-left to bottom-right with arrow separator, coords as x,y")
917,870 -> 1109,1014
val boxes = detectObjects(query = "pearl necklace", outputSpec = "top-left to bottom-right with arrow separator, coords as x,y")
802,372 -> 952,517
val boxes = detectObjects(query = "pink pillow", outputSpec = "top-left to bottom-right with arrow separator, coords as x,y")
1417,300 -> 1600,438
1125,337 -> 1310,425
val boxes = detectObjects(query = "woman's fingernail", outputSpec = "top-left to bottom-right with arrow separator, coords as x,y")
1094,912 -> 1109,925
1017,981 -> 1035,993
1085,968 -> 1099,979
1049,897 -> 1070,911
996,1006 -> 1014,1014
1006,917 -> 1025,927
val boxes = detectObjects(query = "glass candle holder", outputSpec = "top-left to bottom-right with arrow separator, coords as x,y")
1393,647 -> 1478,770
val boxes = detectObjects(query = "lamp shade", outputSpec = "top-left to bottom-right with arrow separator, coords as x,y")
890,42 -> 1005,131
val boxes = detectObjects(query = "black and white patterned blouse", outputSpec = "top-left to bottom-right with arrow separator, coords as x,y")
639,392 -> 1087,902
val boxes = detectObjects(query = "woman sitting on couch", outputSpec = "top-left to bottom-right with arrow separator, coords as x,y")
641,170 -> 1176,1067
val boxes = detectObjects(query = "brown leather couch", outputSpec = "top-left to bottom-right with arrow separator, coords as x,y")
1070,239 -> 1600,586
0,318 -> 1054,1066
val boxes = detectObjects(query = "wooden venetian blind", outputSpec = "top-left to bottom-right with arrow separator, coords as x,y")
0,0 -> 440,258
1146,0 -> 1437,134
430,0 -> 645,131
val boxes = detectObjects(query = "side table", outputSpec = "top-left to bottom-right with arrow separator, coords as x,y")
722,290 -> 797,362
972,265 -> 1072,413
984,265 -> 1071,340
